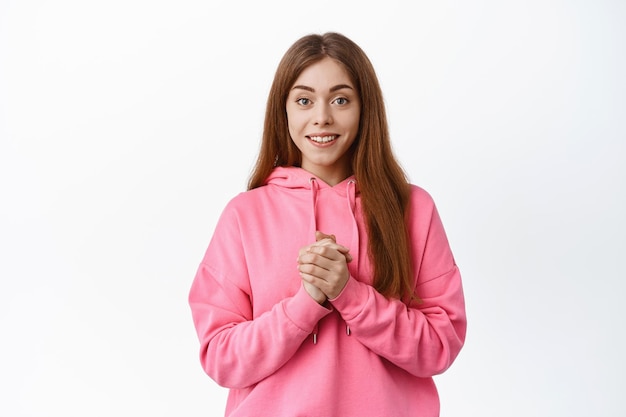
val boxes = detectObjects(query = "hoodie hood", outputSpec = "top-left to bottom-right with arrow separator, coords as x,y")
264,166 -> 358,195
263,167 -> 360,242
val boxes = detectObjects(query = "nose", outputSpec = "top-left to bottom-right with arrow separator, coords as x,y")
313,103 -> 333,125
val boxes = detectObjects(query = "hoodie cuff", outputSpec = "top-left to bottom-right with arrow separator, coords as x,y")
328,277 -> 369,321
282,285 -> 333,333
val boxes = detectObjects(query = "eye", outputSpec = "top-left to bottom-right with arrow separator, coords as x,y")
296,98 -> 311,106
334,97 -> 348,105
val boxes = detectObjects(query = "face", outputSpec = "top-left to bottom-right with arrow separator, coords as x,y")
286,57 -> 361,186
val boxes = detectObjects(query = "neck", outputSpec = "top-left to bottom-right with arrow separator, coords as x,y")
300,165 -> 352,186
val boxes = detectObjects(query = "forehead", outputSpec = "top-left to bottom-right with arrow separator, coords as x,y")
292,57 -> 354,89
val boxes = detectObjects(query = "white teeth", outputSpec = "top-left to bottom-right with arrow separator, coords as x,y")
309,135 -> 336,143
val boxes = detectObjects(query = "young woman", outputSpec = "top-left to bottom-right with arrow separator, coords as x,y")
189,32 -> 466,417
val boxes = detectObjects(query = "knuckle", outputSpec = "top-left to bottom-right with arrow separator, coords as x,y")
317,246 -> 331,256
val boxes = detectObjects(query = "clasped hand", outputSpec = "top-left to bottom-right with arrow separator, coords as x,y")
298,231 -> 352,304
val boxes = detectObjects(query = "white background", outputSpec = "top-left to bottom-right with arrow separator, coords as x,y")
1,1 -> 624,416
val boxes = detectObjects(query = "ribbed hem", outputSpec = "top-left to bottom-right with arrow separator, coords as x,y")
328,277 -> 368,321
283,285 -> 333,332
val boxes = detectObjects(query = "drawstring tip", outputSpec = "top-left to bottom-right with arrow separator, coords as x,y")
313,333 -> 317,344
346,326 -> 351,336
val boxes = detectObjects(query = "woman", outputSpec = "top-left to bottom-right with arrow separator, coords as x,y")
189,32 -> 466,417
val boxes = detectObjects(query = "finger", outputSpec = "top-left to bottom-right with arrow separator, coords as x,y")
315,231 -> 336,242
298,241 -> 328,259
307,245 -> 344,263
311,238 -> 350,252
301,234 -> 352,263
306,246 -> 352,265
298,237 -> 336,258
298,252 -> 334,272
298,245 -> 311,259
309,243 -> 353,263
299,264 -> 330,284
314,240 -> 353,263
300,263 -> 348,299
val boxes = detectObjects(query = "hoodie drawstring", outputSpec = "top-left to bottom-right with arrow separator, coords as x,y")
345,179 -> 358,339
308,178 -> 320,344
308,177 -> 357,344
308,177 -> 319,242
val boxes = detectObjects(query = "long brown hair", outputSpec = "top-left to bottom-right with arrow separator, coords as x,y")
248,32 -> 414,300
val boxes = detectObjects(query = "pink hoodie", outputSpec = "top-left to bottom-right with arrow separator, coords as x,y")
189,166 -> 466,417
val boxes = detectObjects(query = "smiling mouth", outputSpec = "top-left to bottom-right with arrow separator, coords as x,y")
308,135 -> 337,144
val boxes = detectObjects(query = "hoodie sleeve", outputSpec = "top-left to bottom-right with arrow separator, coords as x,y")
188,199 -> 332,389
329,187 -> 467,378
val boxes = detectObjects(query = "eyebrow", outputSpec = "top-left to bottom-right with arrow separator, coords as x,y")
291,84 -> 354,93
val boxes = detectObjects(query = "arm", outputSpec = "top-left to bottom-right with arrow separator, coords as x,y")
330,267 -> 465,377
298,189 -> 466,377
330,192 -> 466,377
188,202 -> 332,389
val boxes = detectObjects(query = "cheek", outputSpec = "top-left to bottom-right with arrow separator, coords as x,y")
286,120 -> 300,146
343,112 -> 360,136
286,118 -> 297,139
349,117 -> 360,134
286,112 -> 306,135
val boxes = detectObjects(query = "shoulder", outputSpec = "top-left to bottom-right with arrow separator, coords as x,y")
405,184 -> 444,233
223,186 -> 272,212
208,187 -> 274,247
408,184 -> 436,211
215,185 -> 283,229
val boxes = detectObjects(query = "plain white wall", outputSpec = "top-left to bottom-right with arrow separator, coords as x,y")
1,1 -> 624,416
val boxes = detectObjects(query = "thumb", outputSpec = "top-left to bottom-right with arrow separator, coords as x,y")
315,231 -> 336,242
